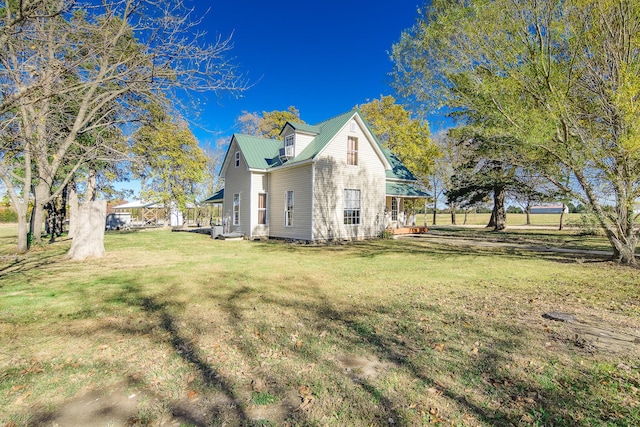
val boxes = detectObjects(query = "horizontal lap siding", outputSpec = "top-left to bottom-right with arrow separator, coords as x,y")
269,164 -> 313,240
251,173 -> 269,238
224,141 -> 252,236
314,122 -> 386,240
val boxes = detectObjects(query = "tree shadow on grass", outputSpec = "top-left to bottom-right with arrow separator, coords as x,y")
212,276 -> 635,426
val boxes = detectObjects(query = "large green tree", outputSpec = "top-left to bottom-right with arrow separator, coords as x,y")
358,95 -> 439,183
132,104 -> 208,224
392,0 -> 640,264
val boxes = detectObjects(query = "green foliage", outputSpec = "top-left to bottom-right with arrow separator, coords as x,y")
0,208 -> 18,222
238,106 -> 304,139
391,0 -> 640,263
358,95 -> 439,180
132,104 -> 208,213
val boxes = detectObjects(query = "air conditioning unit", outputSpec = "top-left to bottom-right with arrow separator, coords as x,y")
279,146 -> 294,162
285,145 -> 294,157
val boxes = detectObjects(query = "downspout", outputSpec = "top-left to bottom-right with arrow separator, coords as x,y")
249,174 -> 253,239
311,162 -> 315,241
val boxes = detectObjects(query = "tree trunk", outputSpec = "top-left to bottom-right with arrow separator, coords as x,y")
558,203 -> 566,231
450,203 -> 457,225
490,186 -> 506,231
67,200 -> 106,260
67,182 -> 79,239
525,203 -> 531,225
432,182 -> 437,226
30,182 -> 49,244
606,229 -> 637,265
16,210 -> 29,253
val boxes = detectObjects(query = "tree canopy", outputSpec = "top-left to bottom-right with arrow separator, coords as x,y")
237,106 -> 304,139
0,0 -> 246,253
392,0 -> 640,264
358,95 -> 439,182
132,104 -> 207,217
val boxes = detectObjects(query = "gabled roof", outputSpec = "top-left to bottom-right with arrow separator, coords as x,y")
293,109 -> 359,162
221,108 -> 415,181
283,121 -> 320,135
381,147 -> 418,182
202,188 -> 224,204
220,135 -> 284,172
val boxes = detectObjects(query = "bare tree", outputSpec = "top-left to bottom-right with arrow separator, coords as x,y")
0,0 -> 247,254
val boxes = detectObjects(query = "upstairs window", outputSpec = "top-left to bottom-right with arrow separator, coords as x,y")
235,151 -> 240,167
344,189 -> 361,225
284,134 -> 295,157
347,136 -> 358,166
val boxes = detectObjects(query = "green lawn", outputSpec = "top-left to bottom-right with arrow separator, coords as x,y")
0,224 -> 639,426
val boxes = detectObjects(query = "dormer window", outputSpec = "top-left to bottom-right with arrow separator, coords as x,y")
284,134 -> 294,157
235,151 -> 240,167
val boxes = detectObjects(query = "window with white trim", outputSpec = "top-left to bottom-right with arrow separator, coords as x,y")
284,190 -> 294,227
233,193 -> 240,225
350,119 -> 356,132
344,189 -> 361,225
347,136 -> 358,166
257,193 -> 267,225
235,151 -> 240,167
391,197 -> 398,221
284,134 -> 294,157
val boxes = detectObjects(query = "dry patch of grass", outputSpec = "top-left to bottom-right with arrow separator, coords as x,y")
0,224 -> 639,426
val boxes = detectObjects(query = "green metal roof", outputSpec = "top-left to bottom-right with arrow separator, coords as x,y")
234,134 -> 283,169
285,121 -> 321,134
386,182 -> 430,198
202,188 -> 224,204
223,109 -> 422,190
381,147 -> 418,181
293,109 -> 358,162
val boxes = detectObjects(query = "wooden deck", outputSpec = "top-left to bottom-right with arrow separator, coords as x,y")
388,226 -> 428,235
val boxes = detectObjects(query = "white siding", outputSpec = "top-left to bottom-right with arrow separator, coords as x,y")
222,139 -> 252,236
280,128 -> 315,158
250,173 -> 269,238
268,163 -> 313,240
313,121 -> 387,240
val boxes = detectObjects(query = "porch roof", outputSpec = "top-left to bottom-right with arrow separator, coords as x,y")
202,188 -> 224,204
386,182 -> 429,198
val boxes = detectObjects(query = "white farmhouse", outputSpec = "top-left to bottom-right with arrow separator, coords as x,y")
216,109 -> 428,241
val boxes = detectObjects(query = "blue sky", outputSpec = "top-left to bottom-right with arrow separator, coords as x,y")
185,0 -> 443,146
121,0 -> 444,197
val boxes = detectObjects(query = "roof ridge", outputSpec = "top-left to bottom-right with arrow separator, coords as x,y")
314,108 -> 358,128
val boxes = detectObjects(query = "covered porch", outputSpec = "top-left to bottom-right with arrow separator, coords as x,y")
384,182 -> 429,234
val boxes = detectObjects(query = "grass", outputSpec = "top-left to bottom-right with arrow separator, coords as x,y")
0,223 -> 639,426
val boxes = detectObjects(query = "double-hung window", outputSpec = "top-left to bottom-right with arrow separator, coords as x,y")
344,189 -> 361,225
235,151 -> 240,167
257,193 -> 267,225
347,137 -> 358,166
391,197 -> 398,221
284,134 -> 294,157
284,190 -> 294,227
233,193 -> 240,225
